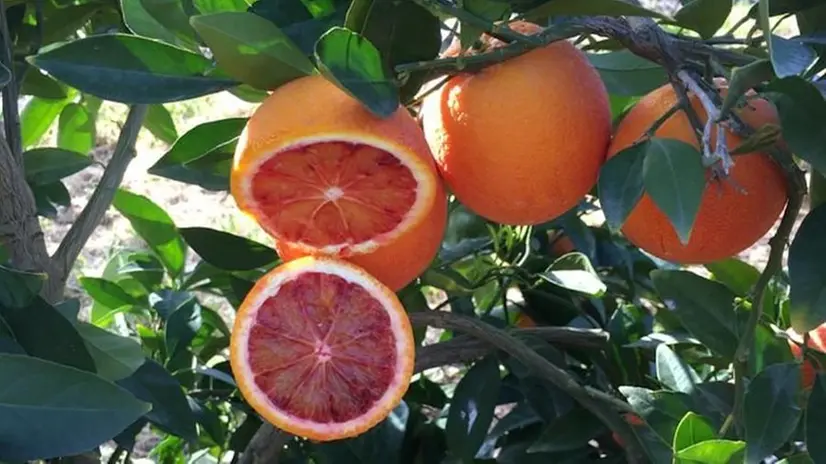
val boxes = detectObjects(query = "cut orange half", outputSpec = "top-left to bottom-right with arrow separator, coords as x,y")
230,75 -> 447,290
230,256 -> 415,441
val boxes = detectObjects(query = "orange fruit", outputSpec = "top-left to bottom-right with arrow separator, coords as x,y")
420,20 -> 612,226
515,312 -> 536,328
548,231 -> 576,257
231,74 -> 447,291
229,256 -> 415,441
607,79 -> 787,264
786,324 -> 826,390
611,413 -> 644,447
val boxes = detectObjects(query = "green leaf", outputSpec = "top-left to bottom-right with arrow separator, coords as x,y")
80,276 -> 143,316
540,252 -> 606,297
445,356 -> 501,461
148,117 -> 246,191
23,147 -> 93,185
180,227 -> 277,271
404,375 -> 447,409
744,362 -> 802,464
642,138 -> 706,245
249,0 -> 348,56
113,189 -> 188,278
29,34 -> 238,104
140,0 -> 202,51
528,407 -> 606,453
165,298 -> 202,358
764,76 -> 826,178
758,0 -> 817,77
588,51 -> 668,96
672,412 -> 716,453
459,0 -> 512,49
704,257 -> 760,296
314,27 -> 399,118
720,59 -> 775,119
810,169 -> 826,210
116,359 -> 198,441
597,141 -> 646,231
76,322 -> 146,381
651,270 -> 739,359
619,386 -> 690,455
675,439 -> 746,464
0,297 -> 96,372
656,344 -> 701,394
789,203 -> 826,333
121,0 -> 183,46
311,402 -> 409,462
31,181 -> 71,218
194,0 -> 250,13
0,354 -> 150,461
673,0 -> 732,38
20,95 -> 74,148
191,12 -> 314,91
353,0 -> 442,102
0,264 -> 46,309
144,104 -> 179,145
525,0 -> 668,22
807,373 -> 826,463
57,103 -> 95,155
19,66 -> 68,100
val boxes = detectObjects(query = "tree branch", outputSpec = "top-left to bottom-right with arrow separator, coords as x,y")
238,426 -> 288,464
0,0 -> 22,160
51,104 -> 148,288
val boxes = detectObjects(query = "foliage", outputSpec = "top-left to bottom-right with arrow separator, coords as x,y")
1,0 -> 826,463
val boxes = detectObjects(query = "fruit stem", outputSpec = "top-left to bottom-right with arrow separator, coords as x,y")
409,310 -> 647,464
723,177 -> 805,435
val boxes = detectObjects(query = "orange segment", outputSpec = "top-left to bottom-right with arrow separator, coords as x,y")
230,256 -> 415,441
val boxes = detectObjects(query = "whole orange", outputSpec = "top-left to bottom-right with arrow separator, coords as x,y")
787,324 -> 826,390
420,21 -> 612,226
607,80 -> 787,264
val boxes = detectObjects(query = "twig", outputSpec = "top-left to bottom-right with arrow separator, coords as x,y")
239,425 -> 288,464
51,105 -> 148,285
0,0 -> 22,160
676,69 -> 734,174
409,310 -> 645,463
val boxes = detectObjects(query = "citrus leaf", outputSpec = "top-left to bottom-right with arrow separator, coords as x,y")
597,140 -> 646,231
312,402 -> 409,462
0,354 -> 150,461
744,362 -> 802,464
672,412 -> 716,453
19,66 -> 68,100
0,297 -> 96,372
776,453 -> 816,464
719,59 -> 775,119
651,270 -> 739,359
675,439 -> 746,463
0,264 -> 46,309
619,386 -> 690,454
588,50 -> 668,96
121,0 -> 186,48
165,298 -> 202,358
459,0 -> 512,49
20,94 -> 74,148
113,189 -> 187,278
540,252 -> 606,297
655,344 -> 701,394
116,359 -> 198,441
188,397 -> 226,444
140,0 -> 202,51
764,76 -> 826,178
56,103 -> 95,155
23,147 -> 93,185
704,257 -> 760,296
31,181 -> 71,219
314,27 -> 399,118
642,138 -> 705,245
190,12 -> 315,91
180,227 -> 277,271
249,0 -> 348,55
806,373 -> 826,463
144,104 -> 178,145
673,0 -> 732,38
76,322 -> 146,381
524,0 -> 668,22
528,407 -> 606,453
80,277 -> 143,316
788,203 -> 826,333
758,0 -> 817,77
28,33 -> 237,104
445,356 -> 501,461
148,117 -> 246,191
194,0 -> 250,13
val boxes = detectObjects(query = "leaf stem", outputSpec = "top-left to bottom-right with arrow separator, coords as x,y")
51,104 -> 148,287
0,0 -> 22,160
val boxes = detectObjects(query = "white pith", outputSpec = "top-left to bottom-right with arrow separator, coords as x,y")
234,260 -> 413,435
239,133 -> 434,256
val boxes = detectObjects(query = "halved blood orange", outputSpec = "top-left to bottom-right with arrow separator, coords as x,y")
230,256 -> 415,441
230,74 -> 447,290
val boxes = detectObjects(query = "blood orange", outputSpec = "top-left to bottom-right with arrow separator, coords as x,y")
230,256 -> 415,441
230,74 -> 447,290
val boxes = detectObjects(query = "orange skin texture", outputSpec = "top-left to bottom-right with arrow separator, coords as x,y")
230,75 -> 448,291
607,81 -> 788,264
787,324 -> 826,390
421,21 -> 612,226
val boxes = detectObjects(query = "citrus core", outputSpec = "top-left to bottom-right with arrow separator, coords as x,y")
230,256 -> 415,441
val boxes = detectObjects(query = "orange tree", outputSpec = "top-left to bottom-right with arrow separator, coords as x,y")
3,0 -> 826,463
